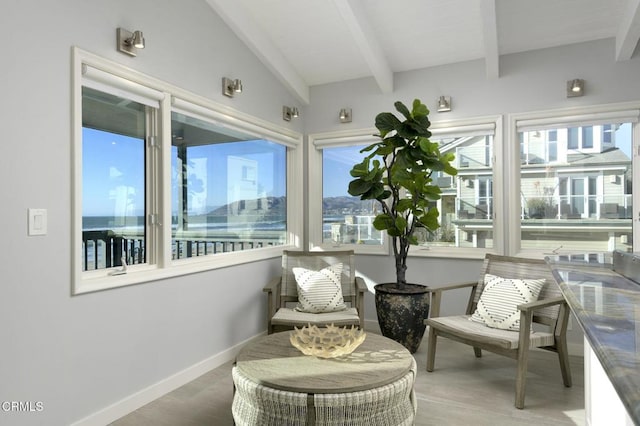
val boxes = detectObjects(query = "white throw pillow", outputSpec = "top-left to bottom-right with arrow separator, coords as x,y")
293,263 -> 346,313
470,273 -> 546,331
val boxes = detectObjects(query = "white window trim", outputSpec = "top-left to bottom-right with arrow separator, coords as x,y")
307,115 -> 502,259
508,102 -> 640,258
72,47 -> 303,295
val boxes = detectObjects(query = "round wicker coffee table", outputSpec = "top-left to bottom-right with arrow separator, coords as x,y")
232,331 -> 416,425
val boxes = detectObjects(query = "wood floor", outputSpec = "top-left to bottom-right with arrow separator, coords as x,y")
110,335 -> 585,426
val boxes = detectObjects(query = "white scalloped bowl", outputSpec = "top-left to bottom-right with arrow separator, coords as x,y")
289,324 -> 366,358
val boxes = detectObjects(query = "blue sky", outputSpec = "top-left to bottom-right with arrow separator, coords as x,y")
323,144 -> 369,198
82,128 -> 145,217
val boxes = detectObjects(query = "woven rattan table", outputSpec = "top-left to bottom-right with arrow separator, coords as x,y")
232,331 -> 416,425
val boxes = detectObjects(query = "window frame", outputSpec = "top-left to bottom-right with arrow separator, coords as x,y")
72,47 -> 303,295
308,128 -> 390,255
409,116 -> 503,259
508,102 -> 640,257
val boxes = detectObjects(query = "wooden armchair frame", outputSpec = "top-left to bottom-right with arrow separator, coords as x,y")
263,250 -> 366,334
425,254 -> 572,409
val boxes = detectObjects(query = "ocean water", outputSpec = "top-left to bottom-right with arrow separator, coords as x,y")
83,216 -> 144,231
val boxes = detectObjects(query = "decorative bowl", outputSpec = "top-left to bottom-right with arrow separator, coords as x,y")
289,324 -> 366,358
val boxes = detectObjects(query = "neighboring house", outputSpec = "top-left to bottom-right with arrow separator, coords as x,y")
444,125 -> 632,251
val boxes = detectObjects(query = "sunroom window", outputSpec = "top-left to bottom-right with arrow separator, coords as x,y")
512,107 -> 639,255
308,132 -> 388,254
170,111 -> 287,259
308,117 -> 500,258
412,119 -> 499,256
82,88 -> 150,271
72,48 -> 302,294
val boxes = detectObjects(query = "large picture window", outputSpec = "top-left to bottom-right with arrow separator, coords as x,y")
72,48 -> 302,294
511,106 -> 639,256
308,117 -> 500,258
170,111 -> 287,259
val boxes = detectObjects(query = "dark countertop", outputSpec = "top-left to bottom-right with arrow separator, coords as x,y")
545,254 -> 640,424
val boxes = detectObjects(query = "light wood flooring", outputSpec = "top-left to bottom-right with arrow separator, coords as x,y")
111,334 -> 585,425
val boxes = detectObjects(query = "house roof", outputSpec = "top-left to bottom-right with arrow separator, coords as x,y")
568,147 -> 632,166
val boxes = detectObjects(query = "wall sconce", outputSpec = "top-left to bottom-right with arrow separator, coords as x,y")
437,96 -> 451,112
283,106 -> 299,121
567,79 -> 584,97
222,77 -> 243,97
117,28 -> 145,56
339,108 -> 352,123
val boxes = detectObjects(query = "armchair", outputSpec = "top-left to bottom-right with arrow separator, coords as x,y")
263,250 -> 366,334
425,254 -> 572,409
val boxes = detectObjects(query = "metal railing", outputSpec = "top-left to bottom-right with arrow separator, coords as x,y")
82,229 -> 283,271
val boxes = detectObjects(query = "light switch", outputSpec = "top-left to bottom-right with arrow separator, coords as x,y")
28,208 -> 47,236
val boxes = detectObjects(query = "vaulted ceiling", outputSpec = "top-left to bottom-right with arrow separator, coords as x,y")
206,0 -> 640,104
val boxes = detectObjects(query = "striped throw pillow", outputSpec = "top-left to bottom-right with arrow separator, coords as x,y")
470,273 -> 546,331
293,263 -> 347,313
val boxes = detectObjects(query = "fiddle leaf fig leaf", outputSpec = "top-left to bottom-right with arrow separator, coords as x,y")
388,135 -> 407,148
419,207 -> 440,230
407,115 -> 431,135
396,198 -> 413,212
368,182 -> 387,200
348,178 -> 371,196
395,216 -> 407,231
394,101 -> 411,120
423,185 -> 442,200
375,144 -> 395,156
373,214 -> 394,231
412,99 -> 429,118
419,137 -> 438,153
349,158 -> 370,177
444,163 -> 458,176
375,112 -> 401,136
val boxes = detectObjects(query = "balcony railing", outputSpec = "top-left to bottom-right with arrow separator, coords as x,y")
82,230 -> 144,271
456,145 -> 491,168
82,229 -> 283,271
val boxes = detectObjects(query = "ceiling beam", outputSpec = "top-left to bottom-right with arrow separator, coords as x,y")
332,0 -> 394,94
205,0 -> 310,104
616,0 -> 640,61
480,0 -> 499,79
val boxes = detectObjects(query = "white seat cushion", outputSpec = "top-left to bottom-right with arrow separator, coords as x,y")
427,315 -> 555,350
271,307 -> 360,328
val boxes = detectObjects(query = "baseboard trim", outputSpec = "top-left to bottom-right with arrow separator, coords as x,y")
70,332 -> 265,426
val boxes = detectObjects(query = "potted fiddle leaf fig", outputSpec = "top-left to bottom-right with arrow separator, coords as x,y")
348,99 -> 457,352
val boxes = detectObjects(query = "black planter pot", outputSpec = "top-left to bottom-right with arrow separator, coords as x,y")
375,283 -> 430,353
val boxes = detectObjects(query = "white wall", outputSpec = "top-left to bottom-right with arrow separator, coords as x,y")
0,1 -> 300,425
2,1 -> 640,424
